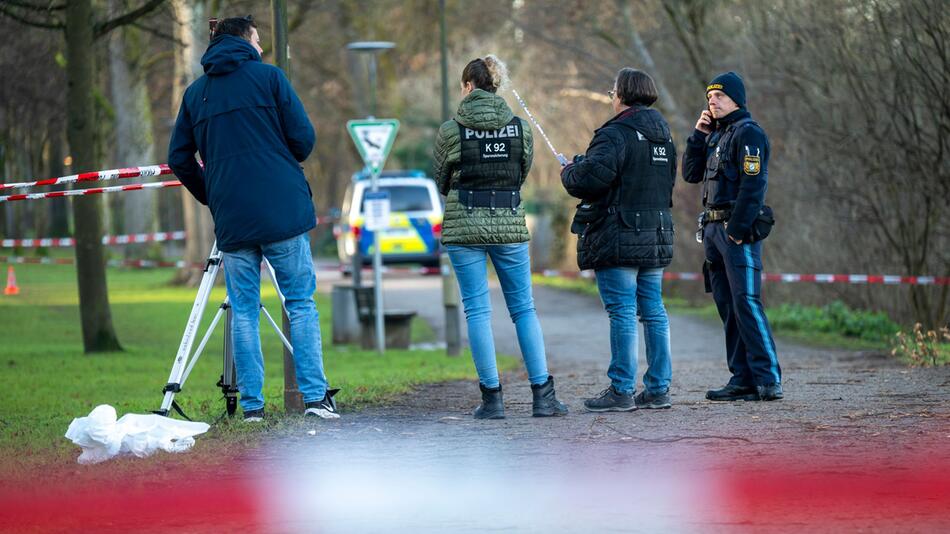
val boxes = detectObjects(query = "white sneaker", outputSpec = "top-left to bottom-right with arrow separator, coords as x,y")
243,408 -> 265,423
304,389 -> 341,419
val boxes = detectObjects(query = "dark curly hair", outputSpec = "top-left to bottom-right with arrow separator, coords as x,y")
213,15 -> 256,40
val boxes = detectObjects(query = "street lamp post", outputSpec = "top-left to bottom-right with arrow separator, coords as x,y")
438,1 -> 461,357
345,42 -> 395,354
346,41 -> 396,118
346,41 -> 395,290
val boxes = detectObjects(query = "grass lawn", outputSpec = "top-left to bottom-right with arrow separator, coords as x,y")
0,263 -> 515,469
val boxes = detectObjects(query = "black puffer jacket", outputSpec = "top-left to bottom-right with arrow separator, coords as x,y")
561,106 -> 676,270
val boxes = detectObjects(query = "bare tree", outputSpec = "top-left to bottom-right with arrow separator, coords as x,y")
756,0 -> 949,326
170,0 -> 214,286
1,0 -> 167,352
660,0 -> 713,88
109,0 -> 157,258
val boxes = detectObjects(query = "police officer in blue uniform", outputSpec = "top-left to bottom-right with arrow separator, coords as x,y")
682,72 -> 783,401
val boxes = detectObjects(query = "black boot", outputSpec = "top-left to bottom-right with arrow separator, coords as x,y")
756,383 -> 784,401
531,376 -> 569,417
474,383 -> 505,419
705,384 -> 760,401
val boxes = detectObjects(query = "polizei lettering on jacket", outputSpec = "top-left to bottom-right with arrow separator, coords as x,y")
462,123 -> 521,140
464,124 -> 520,162
455,116 -> 525,187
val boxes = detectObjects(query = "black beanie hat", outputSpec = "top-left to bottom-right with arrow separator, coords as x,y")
706,71 -> 746,107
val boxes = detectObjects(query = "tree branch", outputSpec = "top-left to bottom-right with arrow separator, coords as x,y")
3,1 -> 64,11
288,0 -> 313,34
140,49 -> 174,72
93,0 -> 166,40
660,0 -> 708,87
0,3 -> 64,29
131,20 -> 185,46
511,21 -> 615,76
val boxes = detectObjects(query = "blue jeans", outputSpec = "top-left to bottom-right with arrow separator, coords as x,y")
446,243 -> 549,388
594,267 -> 672,395
222,233 -> 328,411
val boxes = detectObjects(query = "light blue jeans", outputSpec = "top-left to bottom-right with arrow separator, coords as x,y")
594,267 -> 672,395
222,233 -> 328,411
446,243 -> 549,388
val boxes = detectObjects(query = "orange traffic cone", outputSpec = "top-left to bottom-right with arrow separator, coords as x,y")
4,265 -> 20,295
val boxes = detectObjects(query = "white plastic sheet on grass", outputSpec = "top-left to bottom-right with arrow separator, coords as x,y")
64,405 -> 210,464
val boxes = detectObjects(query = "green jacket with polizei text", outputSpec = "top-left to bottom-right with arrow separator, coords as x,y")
433,89 -> 534,245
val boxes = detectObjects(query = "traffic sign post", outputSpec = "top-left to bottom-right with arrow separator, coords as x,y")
347,119 -> 400,354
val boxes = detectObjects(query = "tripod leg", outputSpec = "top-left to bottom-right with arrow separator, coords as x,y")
260,258 -> 295,354
262,258 -> 287,311
261,304 -> 294,354
158,244 -> 222,416
222,302 -> 238,416
180,301 -> 228,386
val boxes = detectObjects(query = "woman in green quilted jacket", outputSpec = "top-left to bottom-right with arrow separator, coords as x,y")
433,55 -> 568,420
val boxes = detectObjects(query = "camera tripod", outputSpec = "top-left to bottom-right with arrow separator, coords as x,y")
156,242 -> 294,419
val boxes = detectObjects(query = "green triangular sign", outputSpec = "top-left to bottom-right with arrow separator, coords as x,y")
346,119 -> 400,175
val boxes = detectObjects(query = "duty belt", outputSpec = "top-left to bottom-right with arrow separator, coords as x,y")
703,208 -> 732,223
458,189 -> 521,213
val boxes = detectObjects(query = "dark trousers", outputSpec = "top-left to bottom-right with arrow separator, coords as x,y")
703,222 -> 782,386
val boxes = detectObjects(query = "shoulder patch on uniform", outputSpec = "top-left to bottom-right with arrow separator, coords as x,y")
743,154 -> 761,175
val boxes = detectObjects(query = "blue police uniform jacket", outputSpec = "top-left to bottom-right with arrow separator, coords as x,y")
168,34 -> 317,252
682,109 -> 770,243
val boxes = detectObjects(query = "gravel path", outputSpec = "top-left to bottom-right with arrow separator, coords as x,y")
242,272 -> 950,533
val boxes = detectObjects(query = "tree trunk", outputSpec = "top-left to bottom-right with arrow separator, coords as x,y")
0,133 -> 7,238
617,0 -> 689,133
171,0 -> 214,285
11,132 -> 29,240
108,13 -> 156,259
66,0 -> 122,352
32,133 -> 49,240
47,132 -> 72,236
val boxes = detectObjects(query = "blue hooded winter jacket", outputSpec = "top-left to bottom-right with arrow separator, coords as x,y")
168,35 -> 316,252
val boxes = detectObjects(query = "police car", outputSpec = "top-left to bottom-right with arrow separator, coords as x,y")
334,170 -> 443,270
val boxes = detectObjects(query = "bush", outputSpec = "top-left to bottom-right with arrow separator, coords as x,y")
767,300 -> 899,343
891,325 -> 950,367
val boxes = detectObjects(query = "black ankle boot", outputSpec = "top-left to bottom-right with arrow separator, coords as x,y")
531,376 -> 569,417
474,383 -> 505,419
706,384 -> 760,401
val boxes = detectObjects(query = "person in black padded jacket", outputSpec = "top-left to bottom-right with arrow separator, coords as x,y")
561,68 -> 676,412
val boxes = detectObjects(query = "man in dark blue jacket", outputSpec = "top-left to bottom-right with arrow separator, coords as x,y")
682,71 -> 783,402
169,16 -> 339,421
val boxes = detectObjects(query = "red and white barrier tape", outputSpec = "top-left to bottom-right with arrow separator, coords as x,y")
0,164 -> 172,191
0,255 -> 440,273
0,255 -> 200,269
2,256 -> 945,285
0,180 -> 182,203
4,221 -> 334,249
2,231 -> 186,248
756,272 -> 950,285
536,269 -> 950,286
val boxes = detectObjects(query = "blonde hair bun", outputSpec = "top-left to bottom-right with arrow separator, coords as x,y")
482,55 -> 509,92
